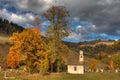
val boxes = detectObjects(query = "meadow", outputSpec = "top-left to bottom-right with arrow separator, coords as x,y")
0,34 -> 9,44
0,72 -> 120,80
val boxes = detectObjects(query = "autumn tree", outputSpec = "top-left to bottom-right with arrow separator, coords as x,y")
89,59 -> 100,70
47,41 -> 70,72
113,54 -> 120,69
7,45 -> 21,69
43,6 -> 70,72
6,32 -> 21,69
8,28 -> 49,73
43,6 -> 69,40
110,57 -> 114,71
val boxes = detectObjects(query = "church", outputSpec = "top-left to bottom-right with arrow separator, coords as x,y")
67,50 -> 84,74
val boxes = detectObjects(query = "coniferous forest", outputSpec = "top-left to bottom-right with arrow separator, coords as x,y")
0,18 -> 24,35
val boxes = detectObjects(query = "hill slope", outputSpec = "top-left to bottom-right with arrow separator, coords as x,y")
0,18 -> 24,68
0,18 -> 24,35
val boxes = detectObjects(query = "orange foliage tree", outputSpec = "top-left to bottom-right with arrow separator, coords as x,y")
7,28 -> 49,73
6,31 -> 22,69
110,58 -> 114,71
7,45 -> 21,68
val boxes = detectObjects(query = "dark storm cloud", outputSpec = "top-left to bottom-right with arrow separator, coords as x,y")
63,0 -> 120,36
0,0 -> 53,14
0,0 -> 15,8
1,0 -> 120,40
14,0 -> 49,14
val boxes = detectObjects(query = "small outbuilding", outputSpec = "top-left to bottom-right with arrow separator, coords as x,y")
67,50 -> 84,74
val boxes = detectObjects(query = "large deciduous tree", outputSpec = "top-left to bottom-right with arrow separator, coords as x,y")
43,6 -> 69,40
43,6 -> 70,72
7,28 -> 49,73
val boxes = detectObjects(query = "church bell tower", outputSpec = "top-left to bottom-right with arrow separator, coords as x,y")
79,50 -> 84,63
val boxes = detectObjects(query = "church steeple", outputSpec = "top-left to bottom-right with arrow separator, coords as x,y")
79,50 -> 84,62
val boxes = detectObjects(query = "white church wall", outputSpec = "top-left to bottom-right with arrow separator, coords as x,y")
67,65 -> 84,74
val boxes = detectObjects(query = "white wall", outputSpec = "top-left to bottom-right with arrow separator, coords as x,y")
67,65 -> 84,74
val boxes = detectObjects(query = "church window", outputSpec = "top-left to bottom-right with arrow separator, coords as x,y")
74,66 -> 77,71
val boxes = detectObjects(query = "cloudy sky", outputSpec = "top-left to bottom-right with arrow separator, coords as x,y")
0,0 -> 120,42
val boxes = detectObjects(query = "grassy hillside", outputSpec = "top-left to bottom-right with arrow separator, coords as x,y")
0,18 -> 23,68
0,34 -> 10,68
0,35 -> 9,44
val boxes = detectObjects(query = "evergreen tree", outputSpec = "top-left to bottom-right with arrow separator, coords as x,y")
0,18 -> 24,35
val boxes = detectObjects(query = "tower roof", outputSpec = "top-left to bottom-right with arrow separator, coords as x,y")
80,50 -> 83,55
67,51 -> 84,65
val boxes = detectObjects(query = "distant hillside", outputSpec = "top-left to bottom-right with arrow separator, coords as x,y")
64,40 -> 116,58
0,18 -> 24,35
64,40 -> 114,51
78,40 -> 114,47
0,35 -> 117,69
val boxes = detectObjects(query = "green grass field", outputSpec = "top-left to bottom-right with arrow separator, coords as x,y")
0,72 -> 120,80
